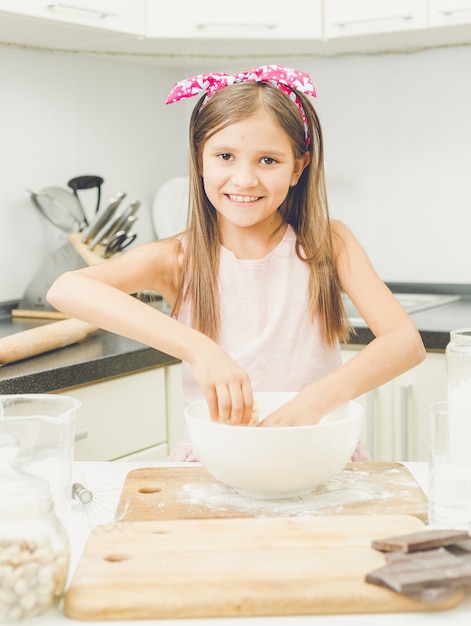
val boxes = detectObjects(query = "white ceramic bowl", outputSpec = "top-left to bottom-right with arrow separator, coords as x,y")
185,392 -> 363,499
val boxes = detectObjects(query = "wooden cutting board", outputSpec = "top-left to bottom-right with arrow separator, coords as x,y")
64,515 -> 463,620
116,462 -> 429,522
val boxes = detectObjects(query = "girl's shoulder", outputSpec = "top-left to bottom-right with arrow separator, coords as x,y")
329,219 -> 374,284
330,218 -> 350,238
139,233 -> 184,253
123,234 -> 185,298
126,234 -> 184,266
330,219 -> 367,271
330,219 -> 356,253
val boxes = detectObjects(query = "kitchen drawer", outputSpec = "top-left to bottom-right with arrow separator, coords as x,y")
61,368 -> 167,461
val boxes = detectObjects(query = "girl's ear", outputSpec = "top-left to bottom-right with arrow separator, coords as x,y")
291,152 -> 311,186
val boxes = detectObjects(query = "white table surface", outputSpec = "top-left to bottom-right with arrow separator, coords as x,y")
35,461 -> 471,625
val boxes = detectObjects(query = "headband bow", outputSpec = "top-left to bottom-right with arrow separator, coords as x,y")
165,64 -> 316,146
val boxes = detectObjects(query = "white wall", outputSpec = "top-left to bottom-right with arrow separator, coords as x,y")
308,47 -> 471,285
1,42 -> 470,302
0,45 -> 185,302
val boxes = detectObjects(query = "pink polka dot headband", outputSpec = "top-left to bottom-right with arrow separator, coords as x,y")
165,64 -> 316,147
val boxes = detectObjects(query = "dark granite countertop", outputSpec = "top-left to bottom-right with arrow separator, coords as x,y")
350,298 -> 471,351
348,283 -> 471,351
0,302 -> 179,394
1,283 -> 470,394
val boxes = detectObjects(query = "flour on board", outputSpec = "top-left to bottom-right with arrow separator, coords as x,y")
178,466 -> 414,517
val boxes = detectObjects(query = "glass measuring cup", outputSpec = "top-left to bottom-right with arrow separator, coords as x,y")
0,394 -> 80,525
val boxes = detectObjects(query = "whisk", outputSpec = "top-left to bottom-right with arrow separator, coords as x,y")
72,481 -> 130,530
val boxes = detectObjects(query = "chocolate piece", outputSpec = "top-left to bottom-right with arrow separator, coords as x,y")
371,528 -> 470,553
366,547 -> 471,602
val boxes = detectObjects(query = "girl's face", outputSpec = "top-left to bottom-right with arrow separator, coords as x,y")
200,110 -> 309,233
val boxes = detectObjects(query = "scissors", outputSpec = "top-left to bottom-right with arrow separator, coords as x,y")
102,230 -> 137,259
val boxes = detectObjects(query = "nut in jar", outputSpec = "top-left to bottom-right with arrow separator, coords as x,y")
0,434 -> 70,620
0,536 -> 69,620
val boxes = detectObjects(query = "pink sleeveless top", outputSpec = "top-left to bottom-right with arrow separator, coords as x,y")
178,225 -> 342,405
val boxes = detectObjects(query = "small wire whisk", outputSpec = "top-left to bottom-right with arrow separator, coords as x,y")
71,481 -> 130,531
72,482 -> 93,505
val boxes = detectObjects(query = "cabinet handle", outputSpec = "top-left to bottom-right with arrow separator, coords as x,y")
437,5 -> 471,15
46,3 -> 117,19
400,384 -> 411,461
74,429 -> 89,442
333,13 -> 412,27
366,391 -> 375,459
196,20 -> 278,30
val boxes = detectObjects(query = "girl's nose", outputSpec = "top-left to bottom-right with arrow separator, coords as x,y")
231,163 -> 258,188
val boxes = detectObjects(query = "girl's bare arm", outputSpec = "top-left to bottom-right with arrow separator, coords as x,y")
260,221 -> 426,426
46,238 -> 253,424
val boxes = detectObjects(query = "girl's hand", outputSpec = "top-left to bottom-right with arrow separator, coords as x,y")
190,343 -> 254,425
258,389 -> 324,427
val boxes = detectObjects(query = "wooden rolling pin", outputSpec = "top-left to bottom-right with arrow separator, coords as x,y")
0,318 -> 98,364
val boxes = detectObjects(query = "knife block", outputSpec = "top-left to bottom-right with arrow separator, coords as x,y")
67,232 -> 108,266
12,233 -> 110,320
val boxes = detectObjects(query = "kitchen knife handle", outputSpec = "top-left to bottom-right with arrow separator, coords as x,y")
100,202 -> 140,245
82,192 -> 126,245
0,318 -> 98,364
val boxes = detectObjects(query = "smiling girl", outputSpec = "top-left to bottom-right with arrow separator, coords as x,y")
47,65 -> 425,461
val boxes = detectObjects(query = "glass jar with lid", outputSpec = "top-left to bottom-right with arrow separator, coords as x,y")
446,328 -> 471,407
0,434 -> 70,621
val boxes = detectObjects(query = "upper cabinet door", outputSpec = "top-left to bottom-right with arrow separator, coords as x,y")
324,0 -> 428,39
429,0 -> 471,26
0,1 -> 145,35
146,0 -> 323,40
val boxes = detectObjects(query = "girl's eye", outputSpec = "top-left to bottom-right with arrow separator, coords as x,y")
218,153 -> 233,161
261,157 -> 277,165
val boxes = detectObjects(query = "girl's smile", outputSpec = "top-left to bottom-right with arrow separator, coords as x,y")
226,194 -> 261,203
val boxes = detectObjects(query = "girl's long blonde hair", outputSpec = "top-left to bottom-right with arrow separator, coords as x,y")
173,81 -> 351,346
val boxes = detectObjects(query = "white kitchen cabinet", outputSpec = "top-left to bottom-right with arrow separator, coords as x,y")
55,359 -> 185,462
429,0 -> 471,26
393,352 -> 447,461
1,1 -> 470,63
0,0 -> 145,35
341,346 -> 446,462
324,0 -> 428,39
146,0 -> 323,40
59,366 -> 173,462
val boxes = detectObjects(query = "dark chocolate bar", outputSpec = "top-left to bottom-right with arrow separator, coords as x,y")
371,528 -> 470,553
